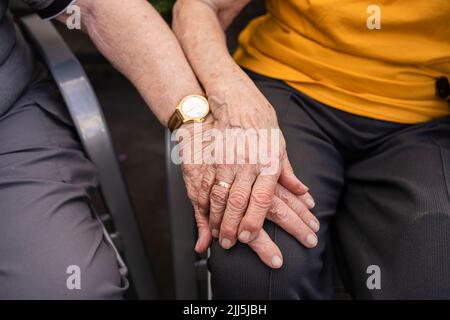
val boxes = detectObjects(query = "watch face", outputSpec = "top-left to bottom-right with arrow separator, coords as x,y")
180,96 -> 209,119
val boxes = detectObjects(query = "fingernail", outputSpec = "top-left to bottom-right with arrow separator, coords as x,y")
271,255 -> 283,268
306,234 -> 318,247
306,197 -> 315,209
238,230 -> 251,242
212,229 -> 219,238
309,220 -> 320,232
221,238 -> 232,249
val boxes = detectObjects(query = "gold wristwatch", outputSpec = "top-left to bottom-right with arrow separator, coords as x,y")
168,95 -> 210,132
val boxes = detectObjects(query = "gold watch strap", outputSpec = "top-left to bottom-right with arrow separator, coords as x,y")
168,109 -> 184,132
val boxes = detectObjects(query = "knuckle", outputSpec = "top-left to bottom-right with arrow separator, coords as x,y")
209,202 -> 224,218
181,164 -> 193,176
278,187 -> 290,202
209,220 -> 220,230
274,205 -> 289,222
228,188 -> 249,211
197,199 -> 210,214
209,203 -> 224,218
209,211 -> 222,225
251,190 -> 273,209
225,210 -> 243,224
220,224 -> 237,238
270,199 -> 281,214
243,219 -> 262,233
284,163 -> 294,174
210,187 -> 228,204
197,196 -> 208,210
201,179 -> 211,192
297,205 -> 309,220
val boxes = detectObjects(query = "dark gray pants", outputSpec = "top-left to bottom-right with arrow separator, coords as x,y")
210,71 -> 450,299
0,63 -> 127,299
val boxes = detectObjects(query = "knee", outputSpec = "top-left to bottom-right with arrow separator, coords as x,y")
52,239 -> 128,300
66,243 -> 128,300
386,212 -> 450,299
209,240 -> 272,299
209,228 -> 332,300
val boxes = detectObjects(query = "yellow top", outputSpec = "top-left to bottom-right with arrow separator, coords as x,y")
234,0 -> 450,123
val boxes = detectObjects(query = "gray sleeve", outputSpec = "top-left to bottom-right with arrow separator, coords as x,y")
21,0 -> 74,19
21,0 -> 54,10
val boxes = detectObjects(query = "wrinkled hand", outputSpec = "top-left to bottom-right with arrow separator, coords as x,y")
182,159 -> 319,268
201,175 -> 320,268
176,74 -> 319,268
195,67 -> 317,252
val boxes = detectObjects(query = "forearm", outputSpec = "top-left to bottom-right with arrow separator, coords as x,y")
172,0 -> 257,123
60,0 -> 203,126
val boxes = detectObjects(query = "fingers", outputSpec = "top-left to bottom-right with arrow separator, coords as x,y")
299,192 -> 316,210
219,168 -> 257,249
194,205 -> 212,253
279,155 -> 310,196
180,164 -> 212,253
267,196 -> 318,248
197,165 -> 216,215
238,174 -> 278,244
247,229 -> 283,269
209,165 -> 235,239
275,184 -> 319,231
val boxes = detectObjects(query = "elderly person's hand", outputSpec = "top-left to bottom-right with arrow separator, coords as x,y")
194,67 -> 318,252
176,115 -> 320,269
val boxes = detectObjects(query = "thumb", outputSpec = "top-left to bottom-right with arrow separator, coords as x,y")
279,155 -> 309,195
247,229 -> 284,269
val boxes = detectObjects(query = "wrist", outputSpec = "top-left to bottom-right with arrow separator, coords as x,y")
167,94 -> 210,131
179,113 -> 214,131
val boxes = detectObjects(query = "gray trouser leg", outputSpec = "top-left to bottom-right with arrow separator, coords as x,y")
0,65 -> 128,299
335,118 -> 450,299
